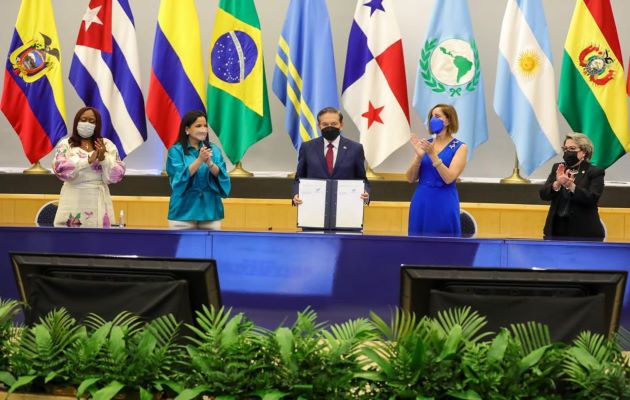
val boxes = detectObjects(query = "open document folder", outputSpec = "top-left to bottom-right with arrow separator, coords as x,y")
297,179 -> 364,230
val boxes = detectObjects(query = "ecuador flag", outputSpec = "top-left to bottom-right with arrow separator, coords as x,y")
558,0 -> 629,168
1,0 -> 67,164
207,0 -> 272,164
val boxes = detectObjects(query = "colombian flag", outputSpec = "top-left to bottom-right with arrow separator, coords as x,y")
146,0 -> 205,148
1,0 -> 67,164
207,0 -> 272,164
558,0 -> 629,168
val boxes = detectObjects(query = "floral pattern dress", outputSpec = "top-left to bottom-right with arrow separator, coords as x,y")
52,138 -> 125,228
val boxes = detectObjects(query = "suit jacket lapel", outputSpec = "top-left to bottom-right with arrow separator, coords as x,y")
333,137 -> 349,176
316,138 -> 329,176
574,161 -> 589,187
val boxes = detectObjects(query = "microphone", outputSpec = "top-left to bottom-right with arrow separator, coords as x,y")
202,138 -> 211,149
431,133 -> 436,143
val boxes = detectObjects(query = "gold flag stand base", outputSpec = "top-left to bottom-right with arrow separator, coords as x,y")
366,166 -> 384,180
229,162 -> 253,177
23,161 -> 50,174
287,172 -> 296,178
500,158 -> 530,184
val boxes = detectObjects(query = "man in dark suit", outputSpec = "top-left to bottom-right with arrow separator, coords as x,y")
292,107 -> 369,205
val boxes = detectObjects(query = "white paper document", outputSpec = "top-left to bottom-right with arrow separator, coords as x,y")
297,179 -> 327,228
334,180 -> 364,229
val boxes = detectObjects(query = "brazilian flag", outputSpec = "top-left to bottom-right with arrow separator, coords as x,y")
207,0 -> 272,164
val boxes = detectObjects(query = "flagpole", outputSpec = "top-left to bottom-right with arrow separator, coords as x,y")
229,162 -> 253,177
500,156 -> 529,184
23,161 -> 50,175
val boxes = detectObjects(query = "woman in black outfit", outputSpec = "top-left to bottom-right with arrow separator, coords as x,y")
540,133 -> 605,241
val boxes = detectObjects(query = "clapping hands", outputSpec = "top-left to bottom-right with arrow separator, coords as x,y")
410,134 -> 435,157
555,163 -> 576,190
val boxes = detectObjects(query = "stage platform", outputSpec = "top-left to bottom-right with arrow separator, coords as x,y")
0,226 -> 628,330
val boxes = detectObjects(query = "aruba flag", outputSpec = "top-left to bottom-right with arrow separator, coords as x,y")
69,0 -> 147,159
207,0 -> 272,164
558,0 -> 629,168
147,0 -> 205,149
1,0 -> 67,164
494,0 -> 561,176
272,0 -> 339,150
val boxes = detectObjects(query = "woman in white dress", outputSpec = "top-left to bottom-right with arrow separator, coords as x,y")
52,107 -> 125,228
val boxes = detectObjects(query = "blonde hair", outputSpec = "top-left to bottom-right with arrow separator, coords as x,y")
427,104 -> 459,134
565,133 -> 594,161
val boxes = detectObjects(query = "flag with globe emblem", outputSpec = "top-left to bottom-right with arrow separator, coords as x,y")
207,0 -> 272,164
412,0 -> 488,158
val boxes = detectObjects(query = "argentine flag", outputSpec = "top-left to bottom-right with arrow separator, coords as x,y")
494,0 -> 561,176
412,0 -> 487,159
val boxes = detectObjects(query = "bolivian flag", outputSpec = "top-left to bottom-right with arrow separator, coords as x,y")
558,0 -> 629,168
207,0 -> 272,164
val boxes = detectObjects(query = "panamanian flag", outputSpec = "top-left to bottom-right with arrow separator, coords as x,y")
341,0 -> 410,169
69,0 -> 146,159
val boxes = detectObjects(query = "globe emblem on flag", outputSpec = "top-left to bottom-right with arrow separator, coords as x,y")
420,38 -> 480,97
211,31 -> 258,84
430,39 -> 475,86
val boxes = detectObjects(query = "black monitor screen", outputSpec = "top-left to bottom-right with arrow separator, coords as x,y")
10,252 -> 221,325
400,266 -> 627,342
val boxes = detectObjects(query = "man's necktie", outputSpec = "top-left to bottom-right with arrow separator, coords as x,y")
326,143 -> 334,175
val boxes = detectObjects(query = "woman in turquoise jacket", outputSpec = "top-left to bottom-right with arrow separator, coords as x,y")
166,110 -> 231,229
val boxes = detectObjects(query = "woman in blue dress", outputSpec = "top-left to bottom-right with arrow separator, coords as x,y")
166,110 -> 231,229
406,104 -> 468,236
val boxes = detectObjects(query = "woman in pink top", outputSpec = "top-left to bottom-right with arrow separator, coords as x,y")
52,107 -> 125,228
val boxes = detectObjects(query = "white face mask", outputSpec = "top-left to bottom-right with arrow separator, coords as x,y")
77,121 -> 96,138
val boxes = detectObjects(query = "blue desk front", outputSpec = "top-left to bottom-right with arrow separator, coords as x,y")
0,227 -> 627,329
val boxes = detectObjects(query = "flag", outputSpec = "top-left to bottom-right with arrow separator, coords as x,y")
207,0 -> 272,164
559,0 -> 629,168
412,0 -> 487,158
272,0 -> 338,150
494,0 -> 561,176
341,0 -> 410,168
69,0 -> 146,159
1,0 -> 66,164
147,0 -> 205,148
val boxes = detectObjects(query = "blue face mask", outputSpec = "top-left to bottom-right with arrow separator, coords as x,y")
429,116 -> 445,134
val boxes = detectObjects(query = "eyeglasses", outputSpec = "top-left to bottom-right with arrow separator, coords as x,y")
320,122 -> 341,128
562,146 -> 580,152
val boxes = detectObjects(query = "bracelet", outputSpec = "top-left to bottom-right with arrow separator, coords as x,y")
207,160 -> 215,168
432,159 -> 443,168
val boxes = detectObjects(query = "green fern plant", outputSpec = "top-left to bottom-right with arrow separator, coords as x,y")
0,299 -> 22,388
269,308 -> 377,399
72,312 -> 183,400
6,308 -> 82,393
460,322 -> 563,399
359,307 -> 488,399
562,331 -> 630,399
174,305 -> 274,400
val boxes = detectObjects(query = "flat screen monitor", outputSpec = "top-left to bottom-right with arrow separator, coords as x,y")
400,265 -> 627,342
10,252 -> 221,325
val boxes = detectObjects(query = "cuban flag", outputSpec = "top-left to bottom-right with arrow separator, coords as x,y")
341,0 -> 410,169
494,0 -> 561,176
69,0 -> 146,159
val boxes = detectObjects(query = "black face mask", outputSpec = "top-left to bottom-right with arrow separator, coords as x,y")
321,126 -> 340,141
563,150 -> 580,166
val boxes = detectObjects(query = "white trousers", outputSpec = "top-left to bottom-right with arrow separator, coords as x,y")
168,220 -> 222,230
